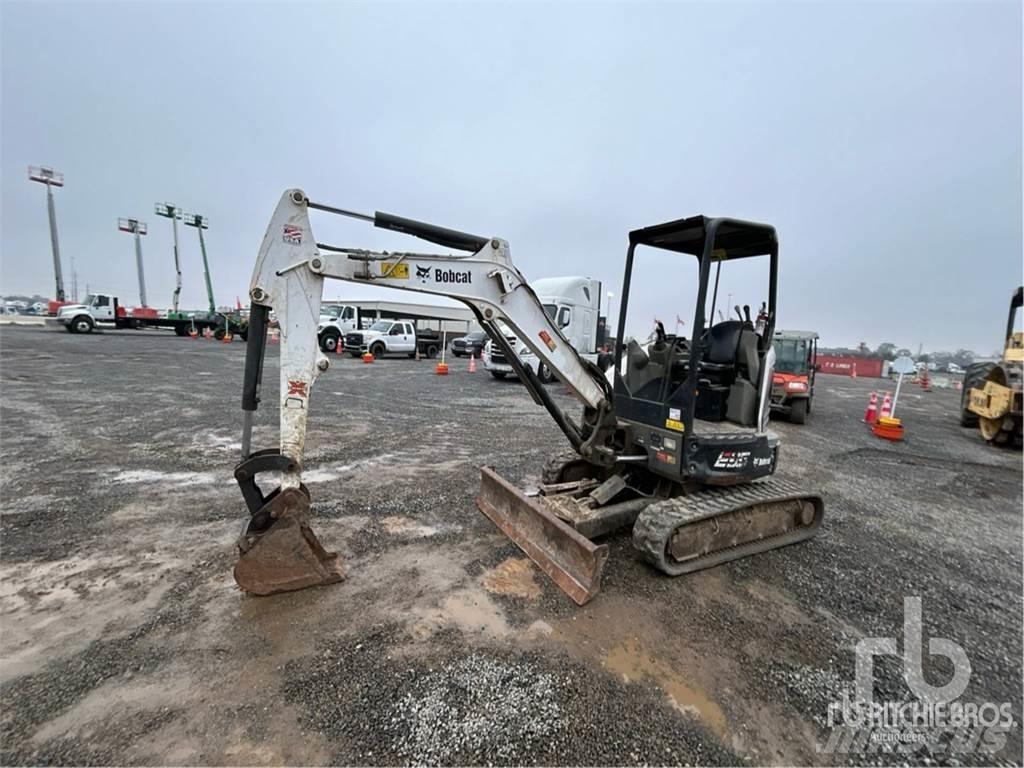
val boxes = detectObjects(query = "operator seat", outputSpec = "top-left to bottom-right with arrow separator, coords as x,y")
700,321 -> 744,384
695,321 -> 744,422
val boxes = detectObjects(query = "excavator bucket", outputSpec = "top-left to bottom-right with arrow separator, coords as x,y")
234,487 -> 345,596
477,466 -> 608,605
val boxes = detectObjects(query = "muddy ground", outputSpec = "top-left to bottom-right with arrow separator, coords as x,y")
1,326 -> 1021,766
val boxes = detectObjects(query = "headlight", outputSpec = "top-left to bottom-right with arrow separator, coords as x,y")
786,381 -> 808,391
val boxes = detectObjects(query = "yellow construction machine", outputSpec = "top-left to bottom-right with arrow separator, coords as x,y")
961,286 -> 1023,447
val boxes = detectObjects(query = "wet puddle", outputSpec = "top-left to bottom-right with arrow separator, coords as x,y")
602,637 -> 728,739
480,558 -> 541,599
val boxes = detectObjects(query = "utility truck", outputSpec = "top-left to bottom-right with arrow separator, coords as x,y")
342,318 -> 442,358
482,276 -> 611,383
47,293 -> 243,337
316,304 -> 363,351
317,303 -> 451,355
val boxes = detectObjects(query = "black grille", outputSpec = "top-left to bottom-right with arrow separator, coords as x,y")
490,337 -> 516,364
345,333 -> 363,347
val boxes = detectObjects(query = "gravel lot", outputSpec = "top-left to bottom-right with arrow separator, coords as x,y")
1,326 -> 1021,766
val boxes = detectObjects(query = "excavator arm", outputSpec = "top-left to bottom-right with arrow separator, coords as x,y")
234,189 -> 616,598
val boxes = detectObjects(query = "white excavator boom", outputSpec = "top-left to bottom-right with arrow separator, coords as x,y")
233,189 -> 616,596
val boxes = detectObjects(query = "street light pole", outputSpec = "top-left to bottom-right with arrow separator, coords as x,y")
155,203 -> 183,314
118,218 -> 149,306
184,213 -> 215,314
28,166 -> 66,302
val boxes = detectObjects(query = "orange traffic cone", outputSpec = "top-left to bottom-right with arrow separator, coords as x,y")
222,331 -> 233,343
362,351 -> 374,363
468,354 -> 477,373
879,392 -> 892,420
864,392 -> 878,423
435,361 -> 449,375
335,338 -> 343,355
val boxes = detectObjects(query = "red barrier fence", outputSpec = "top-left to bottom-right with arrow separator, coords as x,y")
817,355 -> 884,378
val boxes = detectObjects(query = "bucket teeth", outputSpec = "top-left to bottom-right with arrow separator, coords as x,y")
234,487 -> 345,596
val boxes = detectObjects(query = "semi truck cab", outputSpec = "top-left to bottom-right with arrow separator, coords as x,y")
483,276 -> 609,382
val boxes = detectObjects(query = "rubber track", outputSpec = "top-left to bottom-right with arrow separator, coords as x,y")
632,477 -> 823,576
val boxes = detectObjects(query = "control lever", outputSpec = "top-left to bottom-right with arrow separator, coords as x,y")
743,305 -> 752,324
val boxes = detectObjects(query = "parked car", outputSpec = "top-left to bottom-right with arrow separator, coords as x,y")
451,331 -> 488,358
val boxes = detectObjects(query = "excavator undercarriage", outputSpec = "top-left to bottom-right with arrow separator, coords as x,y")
232,189 -> 825,603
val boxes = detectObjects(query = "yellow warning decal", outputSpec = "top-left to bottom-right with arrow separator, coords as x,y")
380,262 -> 409,279
711,248 -> 728,261
665,418 -> 685,432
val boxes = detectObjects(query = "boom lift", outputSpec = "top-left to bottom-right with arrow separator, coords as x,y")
234,189 -> 824,603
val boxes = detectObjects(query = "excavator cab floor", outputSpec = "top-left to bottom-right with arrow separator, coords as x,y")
234,487 -> 345,596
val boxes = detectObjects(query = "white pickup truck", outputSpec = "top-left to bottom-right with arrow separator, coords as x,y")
483,276 -> 611,383
343,319 -> 442,359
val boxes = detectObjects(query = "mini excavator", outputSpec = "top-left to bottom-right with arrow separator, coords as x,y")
233,189 -> 823,604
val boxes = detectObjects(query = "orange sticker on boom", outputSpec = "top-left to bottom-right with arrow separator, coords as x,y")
538,330 -> 557,352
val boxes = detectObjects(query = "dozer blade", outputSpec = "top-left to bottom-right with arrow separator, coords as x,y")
234,487 -> 345,596
477,466 -> 608,606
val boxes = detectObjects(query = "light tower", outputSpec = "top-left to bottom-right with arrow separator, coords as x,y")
28,166 -> 67,302
154,203 -> 183,314
117,218 -> 149,307
183,213 -> 216,314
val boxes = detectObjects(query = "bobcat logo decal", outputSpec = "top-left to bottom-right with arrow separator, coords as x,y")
416,265 -> 431,282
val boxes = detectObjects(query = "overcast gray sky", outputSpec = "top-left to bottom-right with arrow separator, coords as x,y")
2,1 -> 1020,352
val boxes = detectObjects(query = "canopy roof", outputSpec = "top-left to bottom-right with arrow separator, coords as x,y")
628,215 -> 777,260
